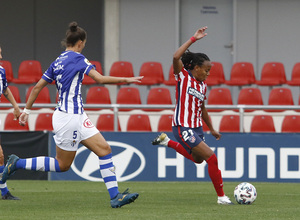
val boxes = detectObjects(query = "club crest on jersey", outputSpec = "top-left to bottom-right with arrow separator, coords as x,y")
187,87 -> 205,101
83,118 -> 94,128
189,135 -> 196,143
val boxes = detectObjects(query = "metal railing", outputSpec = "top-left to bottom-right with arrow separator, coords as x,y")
0,103 -> 299,132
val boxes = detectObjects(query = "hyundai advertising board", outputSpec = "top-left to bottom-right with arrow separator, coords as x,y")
49,132 -> 300,182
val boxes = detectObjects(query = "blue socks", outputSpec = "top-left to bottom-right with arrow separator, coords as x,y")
0,165 -> 9,196
16,157 -> 61,172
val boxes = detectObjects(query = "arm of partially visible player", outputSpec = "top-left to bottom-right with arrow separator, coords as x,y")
3,87 -> 21,120
201,102 -> 221,140
87,69 -> 143,84
173,26 -> 208,75
19,78 -> 48,126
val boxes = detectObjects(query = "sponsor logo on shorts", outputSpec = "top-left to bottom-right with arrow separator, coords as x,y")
83,118 -> 94,128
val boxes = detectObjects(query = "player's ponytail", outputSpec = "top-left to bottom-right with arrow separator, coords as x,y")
61,21 -> 87,48
182,50 -> 210,70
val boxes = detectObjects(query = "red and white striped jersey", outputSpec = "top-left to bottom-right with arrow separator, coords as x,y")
172,67 -> 207,128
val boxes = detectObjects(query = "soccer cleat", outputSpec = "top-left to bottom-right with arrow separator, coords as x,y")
217,195 -> 234,205
110,188 -> 139,208
1,154 -> 19,183
151,133 -> 170,146
2,191 -> 20,200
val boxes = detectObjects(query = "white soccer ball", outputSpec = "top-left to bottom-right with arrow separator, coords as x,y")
234,182 -> 257,205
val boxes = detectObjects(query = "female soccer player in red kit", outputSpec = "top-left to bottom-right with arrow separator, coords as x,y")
152,26 -> 233,205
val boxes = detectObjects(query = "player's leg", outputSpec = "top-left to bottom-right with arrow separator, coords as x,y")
192,142 -> 233,204
0,145 -> 19,200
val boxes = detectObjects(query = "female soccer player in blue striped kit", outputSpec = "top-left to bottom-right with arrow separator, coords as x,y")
1,22 -> 141,208
0,46 -> 21,200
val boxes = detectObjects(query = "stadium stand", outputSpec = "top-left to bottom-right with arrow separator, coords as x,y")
225,62 -> 256,86
281,115 -> 300,132
256,62 -> 286,86
219,115 -> 240,132
207,87 -> 233,112
96,114 -> 121,131
267,87 -> 294,112
157,114 -> 173,132
35,113 -> 53,131
287,62 -> 300,86
127,114 -> 152,131
237,87 -> 263,112
250,115 -> 275,132
146,87 -> 172,111
116,87 -> 142,111
163,65 -> 176,86
138,62 -> 164,85
0,60 -> 14,83
205,62 -> 225,86
86,86 -> 111,110
13,60 -> 42,84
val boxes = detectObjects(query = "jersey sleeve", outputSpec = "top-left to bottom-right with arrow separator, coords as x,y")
83,58 -> 95,76
42,63 -> 55,83
0,68 -> 8,93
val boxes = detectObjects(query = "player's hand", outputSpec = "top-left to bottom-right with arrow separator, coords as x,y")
13,108 -> 21,120
193,26 -> 208,40
125,76 -> 144,83
19,112 -> 29,126
211,129 -> 221,140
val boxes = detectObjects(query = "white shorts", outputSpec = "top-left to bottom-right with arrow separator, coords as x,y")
52,110 -> 99,151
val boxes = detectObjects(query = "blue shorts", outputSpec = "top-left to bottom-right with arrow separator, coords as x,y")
172,126 -> 205,154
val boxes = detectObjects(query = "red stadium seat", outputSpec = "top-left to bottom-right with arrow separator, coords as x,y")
4,113 -> 29,131
219,115 -> 240,132
237,88 -> 263,112
163,65 -> 176,86
207,88 -> 233,112
0,86 -> 21,110
138,62 -> 164,85
82,60 -> 103,85
157,114 -> 173,132
127,114 -> 152,132
85,86 -> 111,111
109,61 -> 134,85
281,115 -> 300,133
35,113 -> 53,131
26,86 -> 51,109
116,87 -> 141,111
250,115 -> 275,133
256,62 -> 286,86
287,63 -> 300,86
267,88 -> 294,112
225,62 -> 256,86
96,114 -> 121,132
205,62 -> 225,86
13,60 -> 42,84
0,60 -> 14,83
146,87 -> 172,111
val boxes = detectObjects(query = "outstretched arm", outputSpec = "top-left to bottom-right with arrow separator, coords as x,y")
173,26 -> 208,75
88,69 -> 143,84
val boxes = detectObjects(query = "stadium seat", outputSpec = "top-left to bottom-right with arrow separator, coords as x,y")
256,62 -> 286,86
116,87 -> 141,111
0,60 -> 14,83
85,86 -> 111,111
281,115 -> 300,132
109,61 -> 134,85
219,115 -> 240,132
127,114 -> 152,132
0,86 -> 21,110
82,60 -> 102,85
267,88 -> 294,112
157,114 -> 173,132
26,86 -> 51,109
146,87 -> 172,111
163,65 -> 176,86
4,113 -> 29,131
287,62 -> 300,86
205,62 -> 225,86
96,114 -> 121,132
225,62 -> 256,86
13,60 -> 42,84
138,62 -> 164,85
237,88 -> 263,112
35,113 -> 53,131
207,88 -> 233,112
250,115 -> 275,132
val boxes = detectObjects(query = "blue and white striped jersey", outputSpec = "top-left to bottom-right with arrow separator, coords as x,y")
42,51 -> 94,114
0,65 -> 8,98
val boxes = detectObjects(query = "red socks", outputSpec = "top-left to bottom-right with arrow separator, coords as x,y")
206,154 -> 224,196
167,140 -> 197,163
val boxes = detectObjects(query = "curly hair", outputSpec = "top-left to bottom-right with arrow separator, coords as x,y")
181,50 -> 210,70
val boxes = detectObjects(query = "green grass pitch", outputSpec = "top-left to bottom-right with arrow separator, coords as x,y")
0,181 -> 299,220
